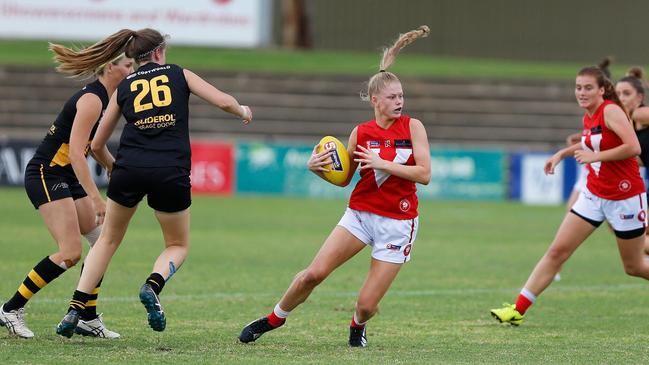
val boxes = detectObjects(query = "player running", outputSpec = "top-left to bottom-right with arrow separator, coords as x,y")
239,26 -> 431,347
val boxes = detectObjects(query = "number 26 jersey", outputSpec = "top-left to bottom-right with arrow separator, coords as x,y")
115,62 -> 191,169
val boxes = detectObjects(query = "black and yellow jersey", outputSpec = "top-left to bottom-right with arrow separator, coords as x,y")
114,63 -> 190,169
29,80 -> 109,179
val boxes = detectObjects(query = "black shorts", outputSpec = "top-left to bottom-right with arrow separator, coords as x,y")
24,163 -> 87,209
107,164 -> 191,213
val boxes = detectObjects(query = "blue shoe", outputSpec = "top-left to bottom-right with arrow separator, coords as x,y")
56,310 -> 80,338
139,284 -> 166,332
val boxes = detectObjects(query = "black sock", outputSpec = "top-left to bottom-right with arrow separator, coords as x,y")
4,256 -> 66,312
68,290 -> 92,313
146,273 -> 166,295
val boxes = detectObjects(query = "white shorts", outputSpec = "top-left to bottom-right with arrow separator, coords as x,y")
573,164 -> 589,193
572,187 -> 647,237
337,207 -> 418,264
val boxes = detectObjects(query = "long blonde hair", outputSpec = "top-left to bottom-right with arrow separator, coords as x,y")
49,28 -> 136,79
362,25 -> 430,100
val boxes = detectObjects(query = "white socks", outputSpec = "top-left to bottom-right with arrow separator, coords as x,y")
274,304 -> 291,319
83,225 -> 102,247
520,288 -> 537,303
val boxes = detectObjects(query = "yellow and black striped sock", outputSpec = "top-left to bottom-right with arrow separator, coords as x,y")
84,277 -> 103,320
146,273 -> 166,295
78,263 -> 103,320
3,256 -> 66,312
68,290 -> 91,313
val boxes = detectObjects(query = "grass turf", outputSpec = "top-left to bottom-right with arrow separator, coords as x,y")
0,187 -> 648,364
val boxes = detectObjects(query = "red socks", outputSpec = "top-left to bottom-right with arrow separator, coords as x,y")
515,293 -> 533,315
267,311 -> 286,327
350,316 -> 365,329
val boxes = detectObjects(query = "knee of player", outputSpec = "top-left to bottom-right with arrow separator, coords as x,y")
299,268 -> 327,287
622,262 -> 644,277
58,236 -> 83,255
58,251 -> 82,268
545,244 -> 571,262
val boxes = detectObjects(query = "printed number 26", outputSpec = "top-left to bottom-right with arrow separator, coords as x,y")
130,75 -> 172,113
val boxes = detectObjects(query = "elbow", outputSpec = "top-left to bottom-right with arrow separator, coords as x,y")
418,171 -> 431,185
631,144 -> 641,157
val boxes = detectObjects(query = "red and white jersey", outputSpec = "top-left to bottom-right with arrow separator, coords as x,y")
349,115 -> 418,219
582,100 -> 645,200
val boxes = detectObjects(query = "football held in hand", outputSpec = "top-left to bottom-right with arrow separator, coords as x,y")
317,136 -> 350,186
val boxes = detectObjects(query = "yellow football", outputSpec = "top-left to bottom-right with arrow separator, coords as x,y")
316,136 -> 350,186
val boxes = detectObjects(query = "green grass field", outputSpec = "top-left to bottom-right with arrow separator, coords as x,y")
0,38 -> 643,81
1,187 -> 648,364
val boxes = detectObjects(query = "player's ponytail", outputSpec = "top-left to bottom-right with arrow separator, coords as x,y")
618,66 -> 646,98
49,29 -> 136,79
597,57 -> 612,80
362,25 -> 429,101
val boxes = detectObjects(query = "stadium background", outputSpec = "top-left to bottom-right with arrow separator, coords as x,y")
2,1 -> 649,364
6,0 -> 646,204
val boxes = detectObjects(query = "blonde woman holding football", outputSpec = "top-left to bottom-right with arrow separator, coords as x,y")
239,25 -> 431,348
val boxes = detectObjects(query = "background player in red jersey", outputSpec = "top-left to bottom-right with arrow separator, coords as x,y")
239,26 -> 431,348
565,59 -> 613,213
558,58 -> 613,282
0,30 -> 134,339
491,66 -> 649,325
616,67 -> 649,254
55,28 -> 252,338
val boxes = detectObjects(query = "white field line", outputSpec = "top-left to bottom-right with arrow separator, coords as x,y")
25,282 -> 649,304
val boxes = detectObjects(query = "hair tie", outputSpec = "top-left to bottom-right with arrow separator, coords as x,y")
136,41 -> 165,61
379,69 -> 386,73
95,52 -> 125,73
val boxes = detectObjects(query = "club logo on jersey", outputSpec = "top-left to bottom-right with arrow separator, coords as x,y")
403,244 -> 412,256
620,213 -> 635,220
368,140 -> 380,148
639,210 -> 647,222
399,199 -> 410,212
371,147 -> 414,187
590,126 -> 602,134
48,125 -> 57,136
619,180 -> 631,192
384,140 -> 391,148
386,244 -> 401,251
394,139 -> 412,148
